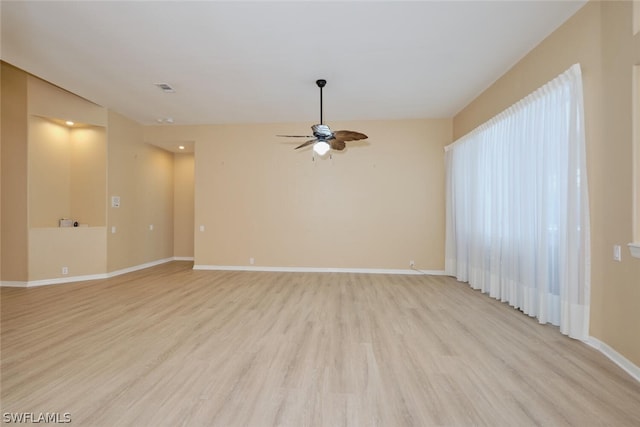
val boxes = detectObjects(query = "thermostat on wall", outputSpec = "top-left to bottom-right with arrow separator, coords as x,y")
111,196 -> 120,208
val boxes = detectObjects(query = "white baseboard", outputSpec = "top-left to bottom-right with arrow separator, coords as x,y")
0,280 -> 29,288
105,257 -> 175,278
1,261 -> 442,287
587,336 -> 640,383
0,257 -> 192,288
2,260 -> 440,286
1,274 -> 108,288
193,264 -> 446,276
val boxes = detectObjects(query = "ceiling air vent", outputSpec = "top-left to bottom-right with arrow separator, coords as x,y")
154,83 -> 175,93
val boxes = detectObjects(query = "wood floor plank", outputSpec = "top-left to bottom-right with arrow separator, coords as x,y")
1,261 -> 639,426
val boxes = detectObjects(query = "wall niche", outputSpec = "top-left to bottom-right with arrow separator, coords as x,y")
28,116 -> 106,228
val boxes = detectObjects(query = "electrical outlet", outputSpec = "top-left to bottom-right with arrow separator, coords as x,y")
149,224 -> 154,231
410,260 -> 415,268
613,245 -> 622,262
62,267 -> 68,275
249,257 -> 255,265
199,225 -> 205,232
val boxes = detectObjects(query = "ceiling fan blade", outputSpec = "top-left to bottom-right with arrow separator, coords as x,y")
330,140 -> 346,151
294,139 -> 318,150
277,134 -> 314,138
333,130 -> 368,142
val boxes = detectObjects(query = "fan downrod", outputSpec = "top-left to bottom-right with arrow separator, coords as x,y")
316,79 -> 327,124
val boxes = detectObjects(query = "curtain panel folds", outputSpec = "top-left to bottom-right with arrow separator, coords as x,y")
444,64 -> 590,340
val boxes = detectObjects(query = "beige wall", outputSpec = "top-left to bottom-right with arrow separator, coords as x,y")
600,1 -> 640,367
107,111 -> 175,272
454,1 -> 640,366
635,65 -> 640,242
633,1 -> 640,244
1,63 -> 2,280
145,119 -> 451,270
28,117 -> 72,227
1,62 -> 29,281
173,153 -> 194,258
28,227 -> 107,281
70,126 -> 107,226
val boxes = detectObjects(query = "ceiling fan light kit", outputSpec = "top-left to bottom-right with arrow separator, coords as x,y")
313,141 -> 331,156
278,79 -> 368,157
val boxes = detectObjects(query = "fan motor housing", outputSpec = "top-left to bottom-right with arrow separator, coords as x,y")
312,124 -> 333,139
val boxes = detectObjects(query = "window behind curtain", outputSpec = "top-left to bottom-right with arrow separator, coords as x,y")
444,64 -> 590,340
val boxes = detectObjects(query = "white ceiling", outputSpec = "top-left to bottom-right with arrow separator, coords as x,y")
1,1 -> 586,127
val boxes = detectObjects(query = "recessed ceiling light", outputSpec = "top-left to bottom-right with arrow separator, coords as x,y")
154,83 -> 175,93
178,145 -> 185,150
65,121 -> 74,126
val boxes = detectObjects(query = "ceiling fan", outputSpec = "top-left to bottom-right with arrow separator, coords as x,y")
278,79 -> 368,156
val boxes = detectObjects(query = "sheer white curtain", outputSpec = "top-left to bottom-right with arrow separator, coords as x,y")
445,64 -> 590,340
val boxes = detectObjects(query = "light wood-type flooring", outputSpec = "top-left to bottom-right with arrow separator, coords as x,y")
1,261 -> 639,426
